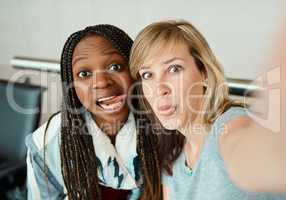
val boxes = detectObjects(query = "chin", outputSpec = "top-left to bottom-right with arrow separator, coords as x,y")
160,118 -> 181,131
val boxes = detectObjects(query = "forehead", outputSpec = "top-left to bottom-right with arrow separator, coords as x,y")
73,35 -> 115,56
72,35 -> 123,66
142,40 -> 190,68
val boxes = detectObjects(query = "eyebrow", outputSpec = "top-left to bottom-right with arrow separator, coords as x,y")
72,48 -> 120,66
162,57 -> 185,65
140,66 -> 150,70
72,55 -> 87,66
102,48 -> 119,55
140,57 -> 185,70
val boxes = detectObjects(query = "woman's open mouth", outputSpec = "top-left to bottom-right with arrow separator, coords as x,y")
96,94 -> 127,113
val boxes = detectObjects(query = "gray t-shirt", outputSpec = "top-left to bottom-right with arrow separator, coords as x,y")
162,107 -> 286,200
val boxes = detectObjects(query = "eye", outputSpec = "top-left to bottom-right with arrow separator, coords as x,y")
78,71 -> 92,78
141,71 -> 153,80
169,64 -> 183,73
108,63 -> 122,72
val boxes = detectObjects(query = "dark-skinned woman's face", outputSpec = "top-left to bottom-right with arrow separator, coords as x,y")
72,35 -> 133,124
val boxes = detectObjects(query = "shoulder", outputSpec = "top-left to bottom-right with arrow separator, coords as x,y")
217,106 -> 252,153
26,112 -> 62,152
218,107 -> 252,144
214,107 -> 249,128
25,112 -> 67,196
214,107 -> 252,170
217,107 -> 255,186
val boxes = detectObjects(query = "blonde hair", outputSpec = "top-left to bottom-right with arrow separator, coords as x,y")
130,20 -> 243,125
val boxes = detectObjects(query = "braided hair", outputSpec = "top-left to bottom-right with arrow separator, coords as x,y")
46,24 -> 163,199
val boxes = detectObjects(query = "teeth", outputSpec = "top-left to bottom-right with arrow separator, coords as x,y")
97,96 -> 116,103
100,100 -> 123,111
96,94 -> 126,112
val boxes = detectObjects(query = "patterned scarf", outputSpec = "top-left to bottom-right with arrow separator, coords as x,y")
85,111 -> 142,190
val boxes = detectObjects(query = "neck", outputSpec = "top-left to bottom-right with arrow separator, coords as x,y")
179,114 -> 208,151
179,114 -> 209,168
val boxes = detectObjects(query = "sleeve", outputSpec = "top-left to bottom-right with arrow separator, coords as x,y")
25,134 -> 66,200
26,149 -> 41,200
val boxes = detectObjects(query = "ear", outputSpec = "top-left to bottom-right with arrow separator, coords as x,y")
201,72 -> 208,90
201,70 -> 207,82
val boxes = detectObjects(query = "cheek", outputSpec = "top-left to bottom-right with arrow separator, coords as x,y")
74,81 -> 91,106
184,81 -> 204,112
172,80 -> 184,97
125,75 -> 133,90
116,72 -> 133,90
142,83 -> 156,106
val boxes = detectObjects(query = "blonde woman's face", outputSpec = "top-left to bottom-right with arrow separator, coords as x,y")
138,43 -> 205,130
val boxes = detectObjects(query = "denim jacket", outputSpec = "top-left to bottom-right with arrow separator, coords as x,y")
25,112 -> 141,200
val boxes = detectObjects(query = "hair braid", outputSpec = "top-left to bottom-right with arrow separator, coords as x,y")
133,89 -> 162,200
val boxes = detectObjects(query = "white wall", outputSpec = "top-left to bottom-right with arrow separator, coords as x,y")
0,0 -> 284,80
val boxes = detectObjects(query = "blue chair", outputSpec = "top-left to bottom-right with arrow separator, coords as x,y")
0,79 -> 44,198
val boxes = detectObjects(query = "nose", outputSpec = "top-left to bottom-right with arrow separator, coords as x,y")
92,71 -> 114,89
157,83 -> 171,96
